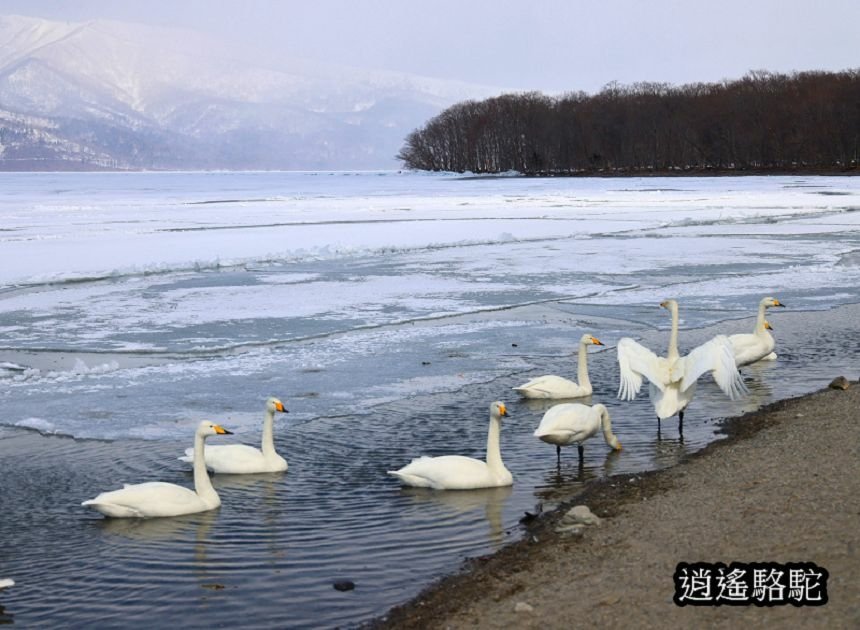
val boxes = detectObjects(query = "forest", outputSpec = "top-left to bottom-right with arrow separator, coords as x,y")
397,70 -> 860,174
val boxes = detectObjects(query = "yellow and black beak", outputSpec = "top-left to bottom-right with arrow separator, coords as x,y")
764,321 -> 774,330
774,299 -> 785,307
499,403 -> 508,417
214,425 -> 233,435
659,300 -> 668,309
591,336 -> 604,346
275,401 -> 288,413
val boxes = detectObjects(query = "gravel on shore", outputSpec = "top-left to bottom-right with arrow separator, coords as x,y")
374,383 -> 860,629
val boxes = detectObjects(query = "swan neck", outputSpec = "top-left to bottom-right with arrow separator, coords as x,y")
667,304 -> 680,360
597,405 -> 617,445
193,433 -> 218,506
485,415 -> 504,473
577,341 -> 590,388
755,302 -> 767,334
261,409 -> 277,458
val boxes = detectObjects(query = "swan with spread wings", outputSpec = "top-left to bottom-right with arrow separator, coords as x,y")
616,299 -> 747,435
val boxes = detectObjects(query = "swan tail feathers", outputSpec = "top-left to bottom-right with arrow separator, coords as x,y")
178,447 -> 195,463
387,470 -> 433,488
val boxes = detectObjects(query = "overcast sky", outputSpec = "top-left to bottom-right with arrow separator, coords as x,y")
4,0 -> 859,93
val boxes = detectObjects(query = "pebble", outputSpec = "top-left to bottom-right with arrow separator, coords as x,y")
828,376 -> 850,390
333,580 -> 355,592
561,504 -> 601,526
514,602 -> 534,613
555,523 -> 585,537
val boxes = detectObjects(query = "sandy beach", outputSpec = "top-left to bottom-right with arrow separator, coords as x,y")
376,383 -> 860,629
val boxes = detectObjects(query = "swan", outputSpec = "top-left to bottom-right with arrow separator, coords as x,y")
0,579 -> 13,589
617,299 -> 747,434
729,297 -> 785,366
82,421 -> 233,518
534,403 -> 621,464
387,401 -> 512,490
179,397 -> 288,474
513,334 -> 604,399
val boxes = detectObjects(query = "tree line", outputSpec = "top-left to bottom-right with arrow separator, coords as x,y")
397,70 -> 860,174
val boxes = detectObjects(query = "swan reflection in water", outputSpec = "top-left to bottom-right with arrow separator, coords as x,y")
97,508 -> 227,587
398,485 -> 513,547
96,508 -> 217,543
535,448 -> 622,503
737,360 -> 776,411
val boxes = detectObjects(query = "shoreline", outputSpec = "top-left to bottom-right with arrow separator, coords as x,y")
373,383 -> 860,628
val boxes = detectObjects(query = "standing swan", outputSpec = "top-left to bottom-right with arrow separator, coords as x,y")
534,403 -> 621,464
179,397 -> 289,473
729,297 -> 785,366
387,402 -> 512,490
513,334 -> 604,399
617,300 -> 747,435
82,421 -> 233,518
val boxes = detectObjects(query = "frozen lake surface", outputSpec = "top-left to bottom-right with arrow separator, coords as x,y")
1,172 -> 859,627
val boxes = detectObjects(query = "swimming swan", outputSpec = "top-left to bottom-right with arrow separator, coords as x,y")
534,403 -> 621,463
82,421 -> 233,518
729,297 -> 784,366
387,401 -> 512,490
617,299 -> 747,434
513,334 -> 604,399
0,579 -> 13,589
179,397 -> 288,474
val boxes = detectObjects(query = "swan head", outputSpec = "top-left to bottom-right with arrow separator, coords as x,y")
762,296 -> 785,308
490,401 -> 508,419
197,421 -> 233,437
764,320 -> 773,330
607,434 -> 622,451
580,334 -> 604,346
659,299 -> 678,311
266,397 -> 288,414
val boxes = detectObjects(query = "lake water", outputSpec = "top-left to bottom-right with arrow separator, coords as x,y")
1,172 -> 859,627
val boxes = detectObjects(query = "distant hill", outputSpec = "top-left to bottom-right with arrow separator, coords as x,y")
0,14 -> 500,170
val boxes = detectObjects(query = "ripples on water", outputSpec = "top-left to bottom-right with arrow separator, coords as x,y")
2,304 -> 859,627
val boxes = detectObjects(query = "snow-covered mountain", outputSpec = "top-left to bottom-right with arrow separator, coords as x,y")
0,14 -> 500,170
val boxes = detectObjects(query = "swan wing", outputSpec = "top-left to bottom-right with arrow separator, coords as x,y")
617,338 -> 665,400
513,375 -> 583,398
388,455 -> 496,490
180,444 -> 276,473
82,482 -> 204,518
680,335 -> 748,399
729,332 -> 773,366
534,404 -> 595,444
203,444 -> 268,473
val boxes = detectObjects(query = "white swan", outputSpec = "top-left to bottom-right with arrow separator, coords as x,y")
387,401 -> 512,490
179,397 -> 288,474
729,297 -> 784,366
0,579 -> 13,589
534,403 -> 621,463
82,421 -> 232,518
513,334 -> 604,399
617,299 -> 747,434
